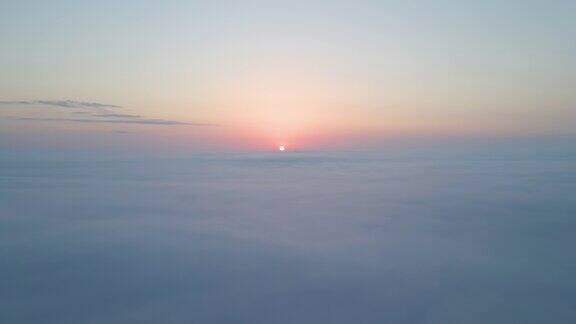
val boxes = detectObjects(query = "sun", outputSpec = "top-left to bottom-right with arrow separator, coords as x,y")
278,145 -> 285,152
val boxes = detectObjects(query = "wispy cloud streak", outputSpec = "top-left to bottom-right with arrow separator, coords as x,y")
2,99 -> 217,127
10,117 -> 217,126
94,113 -> 142,118
0,100 -> 120,109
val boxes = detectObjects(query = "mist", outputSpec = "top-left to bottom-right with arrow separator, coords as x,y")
2,143 -> 575,323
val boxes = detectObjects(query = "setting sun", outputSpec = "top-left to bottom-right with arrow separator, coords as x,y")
278,145 -> 285,152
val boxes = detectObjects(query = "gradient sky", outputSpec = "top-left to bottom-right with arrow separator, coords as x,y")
1,0 -> 575,151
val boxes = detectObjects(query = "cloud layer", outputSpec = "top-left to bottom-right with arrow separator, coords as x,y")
11,117 -> 216,126
1,99 -> 216,127
0,100 -> 120,109
94,113 -> 142,118
2,150 -> 575,323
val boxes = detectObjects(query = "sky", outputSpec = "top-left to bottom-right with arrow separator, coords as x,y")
1,0 -> 575,152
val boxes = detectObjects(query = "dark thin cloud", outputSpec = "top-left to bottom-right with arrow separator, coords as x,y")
1,99 -> 217,127
94,113 -> 142,118
0,100 -> 120,109
9,117 -> 217,126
